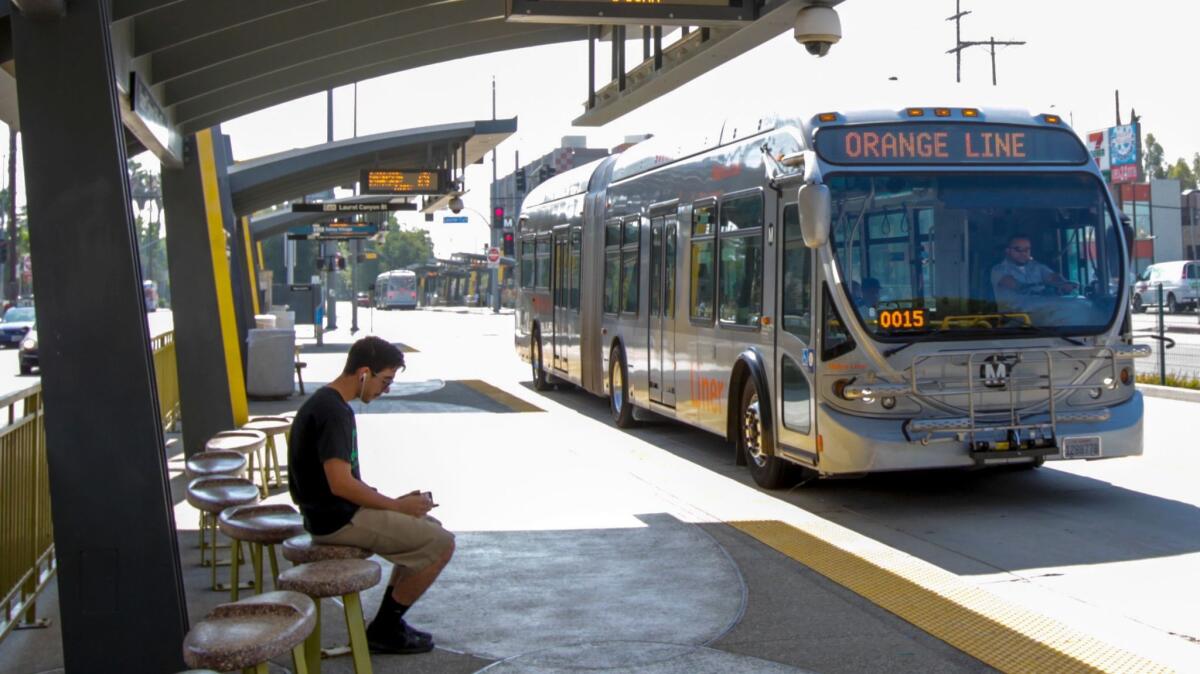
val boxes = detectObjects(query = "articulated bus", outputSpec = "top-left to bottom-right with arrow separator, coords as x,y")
514,108 -> 1150,487
374,269 -> 418,310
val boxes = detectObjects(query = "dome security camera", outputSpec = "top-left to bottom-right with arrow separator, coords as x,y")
448,196 -> 464,214
794,5 -> 841,57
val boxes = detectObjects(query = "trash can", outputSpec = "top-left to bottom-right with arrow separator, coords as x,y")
254,314 -> 277,329
246,328 -> 296,398
270,306 -> 295,330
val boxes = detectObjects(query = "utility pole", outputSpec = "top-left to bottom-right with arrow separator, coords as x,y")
5,126 -> 17,303
946,1 -> 1025,85
490,76 -> 501,313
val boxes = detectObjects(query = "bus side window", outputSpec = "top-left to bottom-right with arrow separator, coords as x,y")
690,202 -> 717,321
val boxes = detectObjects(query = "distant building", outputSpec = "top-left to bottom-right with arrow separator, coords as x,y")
1114,179 -> 1183,273
1181,190 -> 1200,260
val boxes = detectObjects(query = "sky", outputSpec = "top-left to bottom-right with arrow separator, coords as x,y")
6,0 -> 1200,257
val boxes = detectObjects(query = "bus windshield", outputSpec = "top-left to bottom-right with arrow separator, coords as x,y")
827,172 -> 1123,340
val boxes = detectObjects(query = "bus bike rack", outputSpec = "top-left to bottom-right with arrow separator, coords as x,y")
845,344 -> 1150,459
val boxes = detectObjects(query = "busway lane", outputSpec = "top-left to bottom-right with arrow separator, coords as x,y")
357,307 -> 1196,672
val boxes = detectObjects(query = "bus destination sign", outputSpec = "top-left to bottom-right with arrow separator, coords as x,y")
360,169 -> 446,195
814,124 -> 1089,165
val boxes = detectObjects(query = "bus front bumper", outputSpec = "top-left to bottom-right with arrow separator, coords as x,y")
814,391 -> 1144,475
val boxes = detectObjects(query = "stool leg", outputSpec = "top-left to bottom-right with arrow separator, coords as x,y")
304,599 -> 323,674
268,435 -> 283,487
268,544 -> 281,589
230,537 -> 241,601
243,664 -> 269,674
258,446 -> 271,496
198,511 -> 206,554
253,543 -> 264,595
343,592 -> 373,674
293,640 -> 312,674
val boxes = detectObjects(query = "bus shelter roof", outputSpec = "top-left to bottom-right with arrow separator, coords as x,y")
229,117 -> 515,217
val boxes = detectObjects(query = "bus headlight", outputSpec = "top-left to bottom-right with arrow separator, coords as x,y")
1088,387 -> 1102,399
20,337 -> 36,351
1102,376 -> 1116,390
881,396 -> 896,409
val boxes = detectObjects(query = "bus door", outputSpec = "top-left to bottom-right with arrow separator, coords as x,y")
648,213 -> 678,406
552,226 -> 570,373
774,203 -> 818,463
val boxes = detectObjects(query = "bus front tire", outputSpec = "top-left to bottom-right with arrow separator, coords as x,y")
609,347 -> 636,428
531,334 -> 551,391
740,378 -> 790,489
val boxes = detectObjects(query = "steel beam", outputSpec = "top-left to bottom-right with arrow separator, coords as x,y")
161,129 -> 250,456
10,2 -> 188,670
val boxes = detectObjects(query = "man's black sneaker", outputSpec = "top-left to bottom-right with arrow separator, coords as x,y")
367,620 -> 434,655
400,619 -> 432,641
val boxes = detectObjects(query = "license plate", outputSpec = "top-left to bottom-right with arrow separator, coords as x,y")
1061,436 -> 1101,459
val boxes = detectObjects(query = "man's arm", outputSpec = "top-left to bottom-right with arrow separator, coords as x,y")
323,459 -> 432,517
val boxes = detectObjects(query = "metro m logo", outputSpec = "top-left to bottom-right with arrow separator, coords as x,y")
979,354 -> 1015,389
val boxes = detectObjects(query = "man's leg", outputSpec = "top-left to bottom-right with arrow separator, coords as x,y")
390,539 -> 455,604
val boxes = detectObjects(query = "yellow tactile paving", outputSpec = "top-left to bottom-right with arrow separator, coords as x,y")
460,380 -> 545,413
730,520 -> 1173,674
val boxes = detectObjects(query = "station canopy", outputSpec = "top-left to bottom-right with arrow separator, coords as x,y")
0,0 -> 837,167
229,118 -> 516,221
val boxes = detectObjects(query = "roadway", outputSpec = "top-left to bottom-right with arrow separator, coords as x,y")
3,305 -> 1195,673
278,305 -> 1199,671
0,309 -> 175,399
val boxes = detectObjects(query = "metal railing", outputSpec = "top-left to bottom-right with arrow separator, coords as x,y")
1132,284 -> 1200,386
0,330 -> 180,644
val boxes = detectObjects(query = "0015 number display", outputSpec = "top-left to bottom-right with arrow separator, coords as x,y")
877,308 -> 926,329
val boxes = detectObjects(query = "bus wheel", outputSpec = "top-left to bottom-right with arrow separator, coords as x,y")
740,378 -> 789,489
531,333 -> 551,391
1132,294 -> 1144,313
609,346 -> 636,428
1167,293 -> 1179,314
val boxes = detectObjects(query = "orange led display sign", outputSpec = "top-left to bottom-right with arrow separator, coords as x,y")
877,309 -> 926,330
360,169 -> 447,195
814,123 -> 1089,165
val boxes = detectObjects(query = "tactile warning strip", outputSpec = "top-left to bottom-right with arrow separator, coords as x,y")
730,520 -> 1172,674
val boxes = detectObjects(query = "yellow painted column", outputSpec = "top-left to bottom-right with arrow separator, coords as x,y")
197,129 -> 249,425
241,217 -> 261,316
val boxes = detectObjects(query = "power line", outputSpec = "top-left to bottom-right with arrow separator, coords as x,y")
946,1 -> 1025,85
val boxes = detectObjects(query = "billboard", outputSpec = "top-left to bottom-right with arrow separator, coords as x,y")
1085,123 -> 1141,185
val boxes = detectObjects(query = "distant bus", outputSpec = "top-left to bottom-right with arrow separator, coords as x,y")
374,270 -> 418,310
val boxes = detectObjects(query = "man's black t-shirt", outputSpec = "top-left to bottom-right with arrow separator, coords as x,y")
288,386 -> 361,535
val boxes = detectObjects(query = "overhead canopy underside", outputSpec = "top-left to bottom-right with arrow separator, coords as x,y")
0,0 -> 832,149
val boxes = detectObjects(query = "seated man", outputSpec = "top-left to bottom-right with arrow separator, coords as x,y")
288,336 -> 455,655
991,235 -> 1077,313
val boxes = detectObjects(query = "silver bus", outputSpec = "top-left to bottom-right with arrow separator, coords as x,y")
514,108 -> 1149,488
374,269 -> 418,310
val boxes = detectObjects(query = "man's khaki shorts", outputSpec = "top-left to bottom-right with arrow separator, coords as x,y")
313,509 -> 454,574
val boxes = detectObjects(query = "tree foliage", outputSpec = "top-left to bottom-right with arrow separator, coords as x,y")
1166,158 -> 1198,190
128,158 -> 170,305
1143,133 -> 1166,179
379,225 -> 434,271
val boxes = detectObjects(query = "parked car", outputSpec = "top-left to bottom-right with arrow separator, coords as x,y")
1,306 -> 35,348
355,291 -> 371,307
19,329 -> 37,375
1132,260 -> 1200,313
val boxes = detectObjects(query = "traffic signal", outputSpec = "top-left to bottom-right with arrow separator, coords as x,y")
539,165 -> 556,182
503,230 -> 515,256
515,168 -> 526,192
493,206 -> 505,228
335,254 -> 347,271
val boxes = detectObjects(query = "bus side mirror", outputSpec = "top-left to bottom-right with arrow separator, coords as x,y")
798,183 -> 831,248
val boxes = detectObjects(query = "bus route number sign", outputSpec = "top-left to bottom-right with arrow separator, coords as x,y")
360,169 -> 446,195
814,123 -> 1089,165
877,308 -> 926,330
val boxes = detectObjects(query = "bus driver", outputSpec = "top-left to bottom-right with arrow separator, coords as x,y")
991,234 -> 1077,313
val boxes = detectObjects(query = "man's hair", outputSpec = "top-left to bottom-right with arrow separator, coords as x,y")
1008,233 -> 1032,246
861,277 -> 881,291
342,336 -> 405,375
